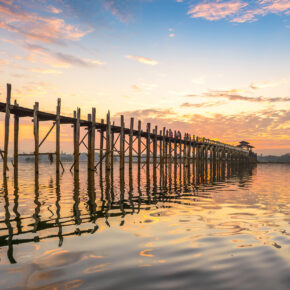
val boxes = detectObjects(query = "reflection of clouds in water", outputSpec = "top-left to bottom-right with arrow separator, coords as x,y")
0,163 -> 289,289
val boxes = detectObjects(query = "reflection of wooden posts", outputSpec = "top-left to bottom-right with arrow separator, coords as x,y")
138,120 -> 141,168
153,126 -> 157,170
33,102 -> 39,175
129,117 -> 134,171
13,101 -> 19,175
56,98 -> 61,173
74,108 -> 80,172
105,111 -> 111,171
146,123 -> 151,167
3,84 -> 11,176
88,108 -> 96,171
120,115 -> 125,171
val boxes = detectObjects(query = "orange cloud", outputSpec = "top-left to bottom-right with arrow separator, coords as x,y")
125,55 -> 158,65
29,68 -> 63,74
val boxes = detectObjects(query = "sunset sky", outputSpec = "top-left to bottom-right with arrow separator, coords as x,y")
0,0 -> 289,155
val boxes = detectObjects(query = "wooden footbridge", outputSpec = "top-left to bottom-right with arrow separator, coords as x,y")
0,84 -> 256,177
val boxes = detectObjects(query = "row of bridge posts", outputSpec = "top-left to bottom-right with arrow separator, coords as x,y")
1,84 -> 251,179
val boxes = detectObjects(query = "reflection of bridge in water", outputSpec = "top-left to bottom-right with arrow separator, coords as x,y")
0,161 -> 256,264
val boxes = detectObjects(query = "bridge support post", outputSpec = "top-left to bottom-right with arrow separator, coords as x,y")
13,101 -> 19,176
3,84 -> 11,177
56,98 -> 61,173
33,102 -> 39,175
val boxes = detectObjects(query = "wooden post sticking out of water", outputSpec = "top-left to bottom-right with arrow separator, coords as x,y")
99,119 -> 104,171
174,131 -> 177,167
89,108 -> 96,171
74,108 -> 80,173
120,115 -> 125,171
129,117 -> 134,171
146,123 -> 151,167
111,121 -> 114,172
183,133 -> 187,169
169,131 -> 172,171
105,111 -> 111,172
159,129 -> 163,171
87,113 -> 92,170
56,98 -> 61,173
137,120 -> 141,169
13,100 -> 19,175
33,102 -> 39,175
3,84 -> 11,176
162,127 -> 166,170
153,126 -> 157,170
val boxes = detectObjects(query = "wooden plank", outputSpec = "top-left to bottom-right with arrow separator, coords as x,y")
3,84 -> 11,176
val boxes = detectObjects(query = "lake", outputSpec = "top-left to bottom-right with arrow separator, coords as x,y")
0,162 -> 289,289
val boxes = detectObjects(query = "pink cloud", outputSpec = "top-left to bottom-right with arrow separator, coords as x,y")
186,0 -> 290,23
0,1 -> 92,44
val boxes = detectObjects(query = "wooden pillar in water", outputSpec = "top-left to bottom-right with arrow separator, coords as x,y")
56,98 -> 61,173
146,123 -> 151,167
87,114 -> 92,170
3,84 -> 11,176
74,108 -> 80,173
33,102 -> 39,175
105,111 -> 111,172
137,120 -> 141,169
99,119 -> 104,171
89,108 -> 96,171
169,131 -> 172,172
183,133 -> 187,169
13,101 -> 19,175
163,127 -> 167,171
153,126 -> 157,170
129,117 -> 134,171
120,115 -> 125,171
174,131 -> 177,167
111,122 -> 114,172
159,129 -> 163,172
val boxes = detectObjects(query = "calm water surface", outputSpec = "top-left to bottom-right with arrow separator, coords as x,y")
0,163 -> 289,289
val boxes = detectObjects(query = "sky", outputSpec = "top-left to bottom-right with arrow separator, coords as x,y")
0,0 -> 289,155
